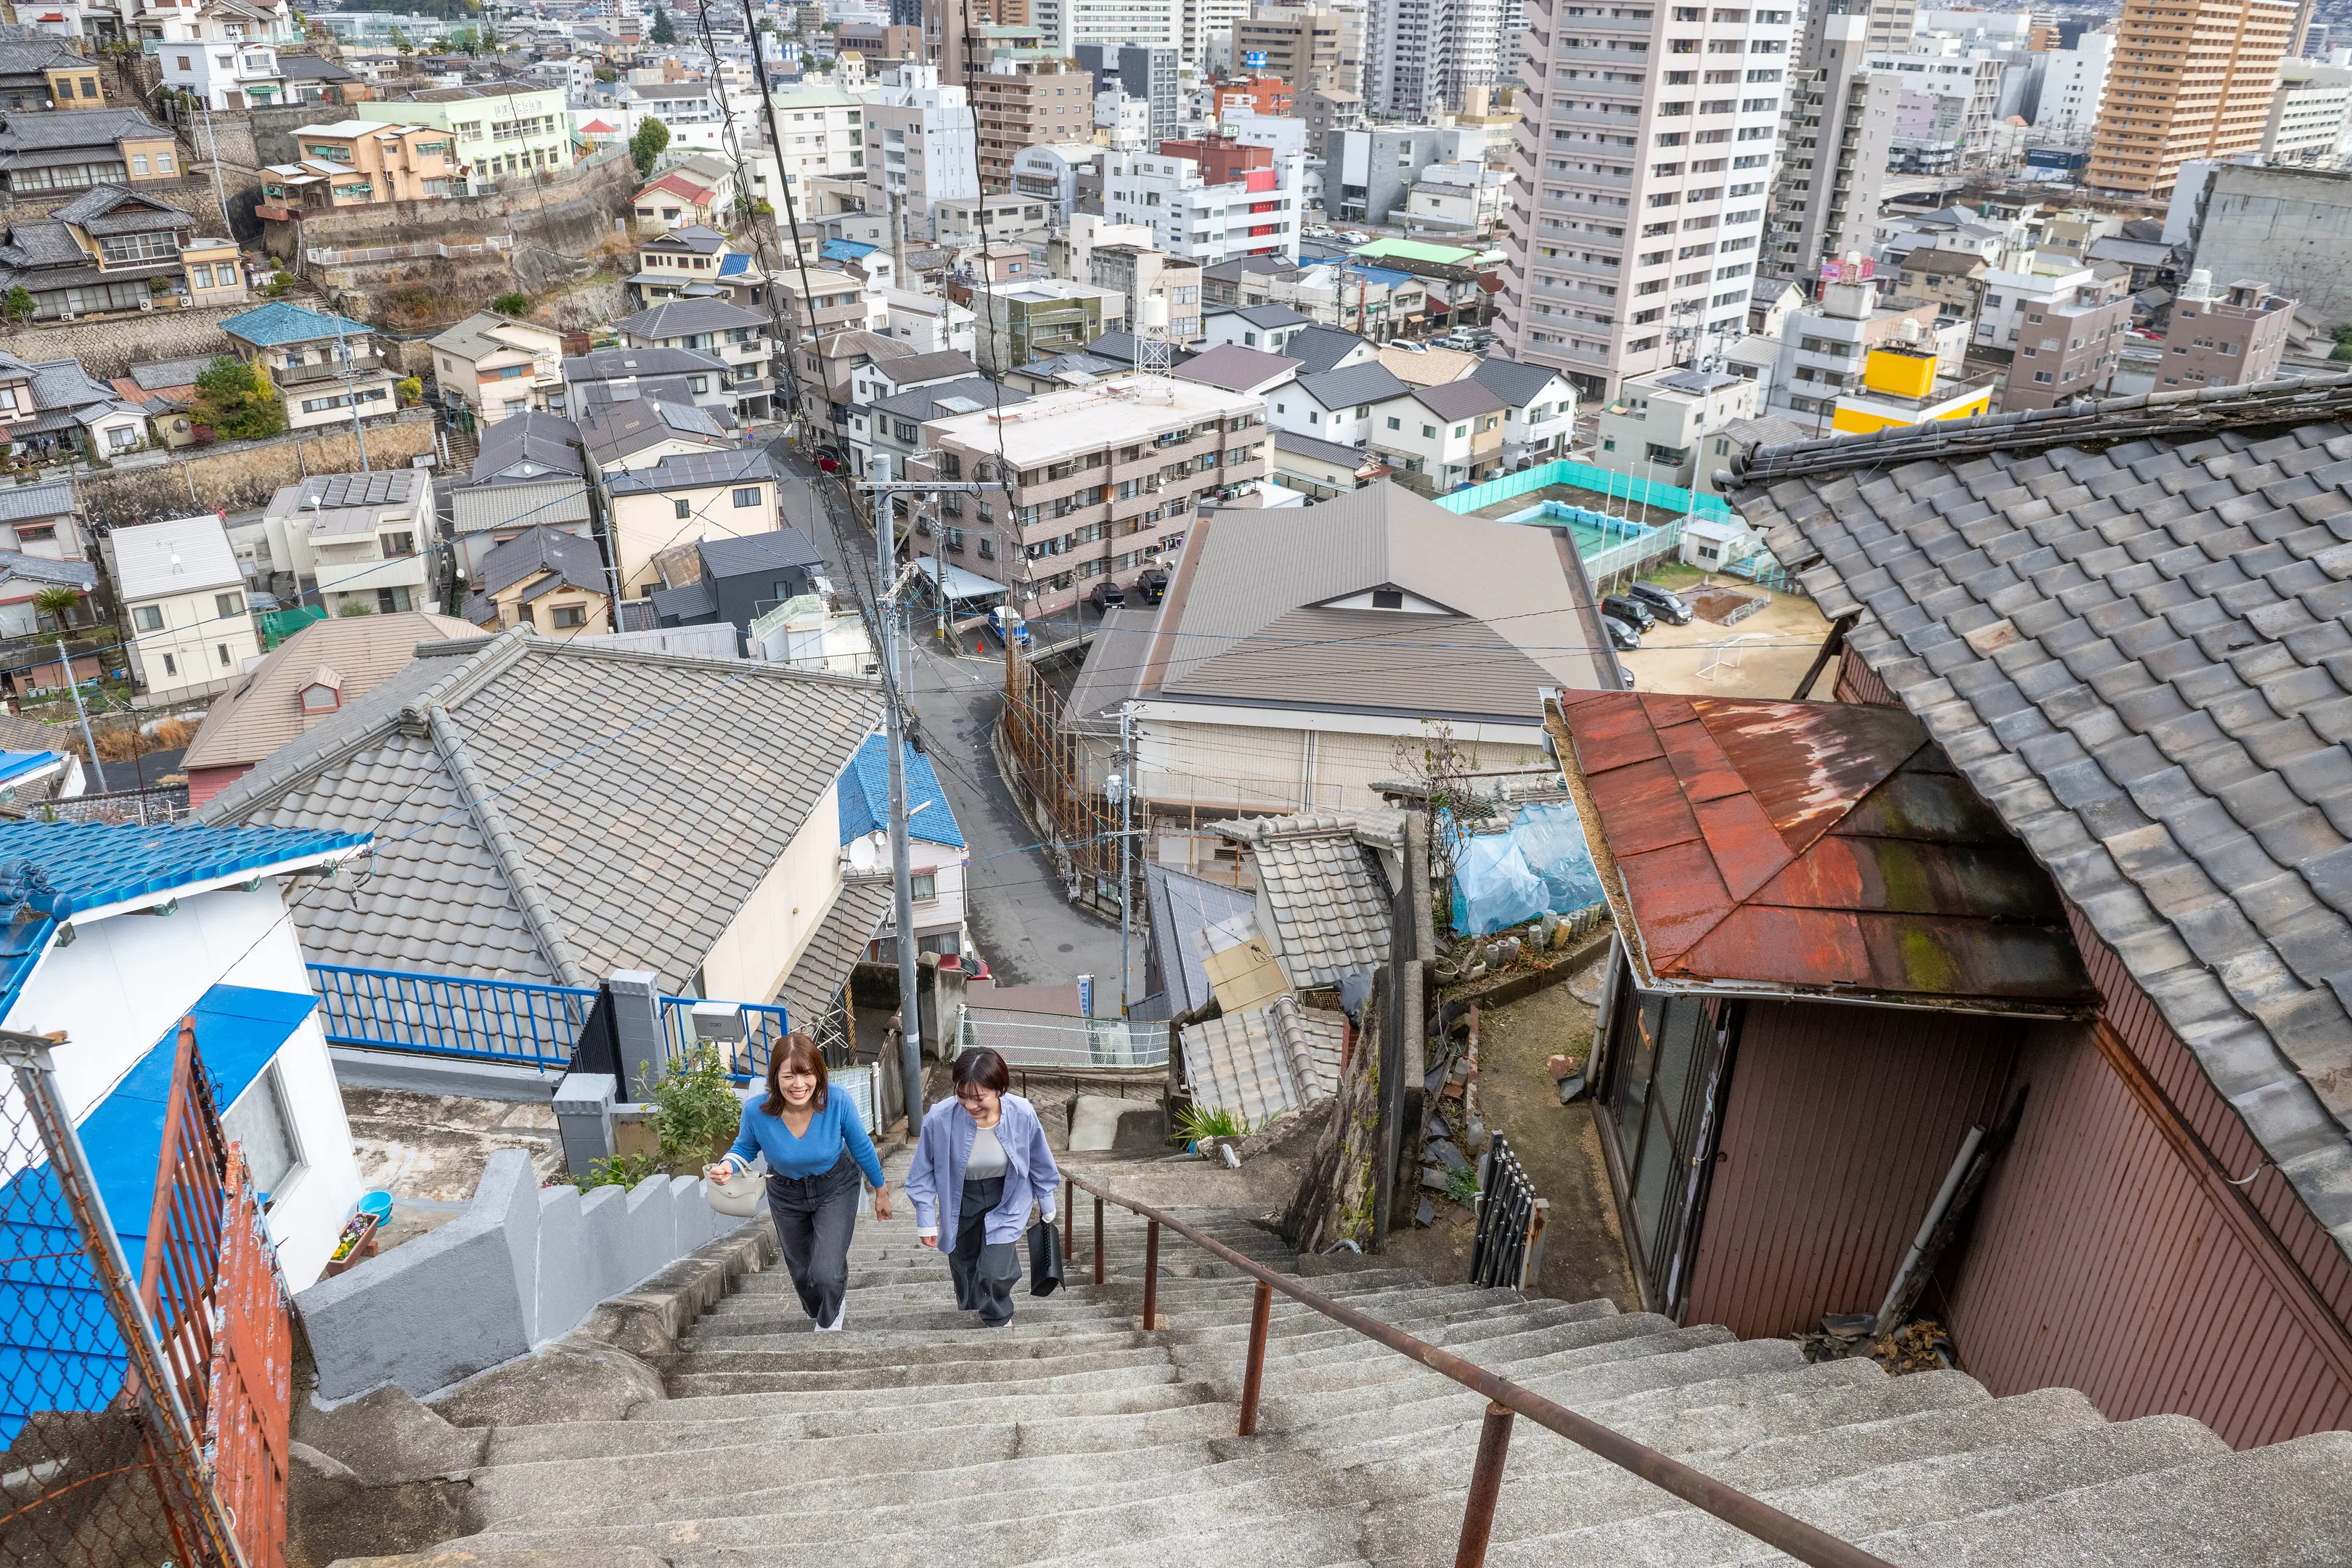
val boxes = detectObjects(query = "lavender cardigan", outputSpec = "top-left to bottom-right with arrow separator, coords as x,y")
904,1093 -> 1060,1246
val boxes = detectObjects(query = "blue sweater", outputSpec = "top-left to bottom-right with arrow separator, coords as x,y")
723,1093 -> 886,1188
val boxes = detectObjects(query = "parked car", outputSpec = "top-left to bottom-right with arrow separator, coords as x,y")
1617,665 -> 1638,690
1086,580 -> 1126,613
1601,613 -> 1641,650
1625,581 -> 1693,625
1601,593 -> 1657,632
1133,567 -> 1170,605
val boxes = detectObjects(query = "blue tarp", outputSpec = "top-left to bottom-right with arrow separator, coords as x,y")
1450,800 -> 1606,936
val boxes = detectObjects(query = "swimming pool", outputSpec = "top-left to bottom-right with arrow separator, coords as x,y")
1495,499 -> 1657,559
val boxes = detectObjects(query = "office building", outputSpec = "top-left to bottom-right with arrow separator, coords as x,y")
864,65 -> 982,223
2086,0 -> 2298,197
1497,0 -> 1794,397
1233,6 -> 1359,93
2261,60 -> 2352,165
973,57 -> 1096,189
1075,41 -> 1181,141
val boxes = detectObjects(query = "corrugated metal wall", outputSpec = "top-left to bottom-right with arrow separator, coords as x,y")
1683,1001 -> 2017,1339
1944,912 -> 2352,1449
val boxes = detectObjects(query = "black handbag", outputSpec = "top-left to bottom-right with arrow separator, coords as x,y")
1028,1214 -> 1065,1297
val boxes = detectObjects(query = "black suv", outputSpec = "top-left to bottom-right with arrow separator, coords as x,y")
1601,593 -> 1657,632
1133,568 -> 1170,605
1625,581 -> 1694,625
1086,580 -> 1126,613
1601,613 -> 1641,650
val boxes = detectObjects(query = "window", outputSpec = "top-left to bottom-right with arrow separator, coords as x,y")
1387,415 -> 1402,429
911,871 -> 939,901
216,642 -> 232,666
690,375 -> 709,393
674,498 -> 693,519
161,652 -> 176,675
134,604 -> 163,632
551,603 -> 587,629
732,486 -> 764,510
379,531 -> 415,557
214,591 -> 243,618
221,1065 -> 303,1201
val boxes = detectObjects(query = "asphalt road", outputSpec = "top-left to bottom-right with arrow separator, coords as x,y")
767,438 -> 1126,991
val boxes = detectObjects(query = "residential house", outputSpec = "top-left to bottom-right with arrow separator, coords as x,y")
846,347 -> 979,410
0,106 -> 182,197
256,121 -> 459,217
631,159 -> 735,232
1594,368 -> 1763,494
649,528 -> 825,633
110,356 -> 202,451
848,374 -> 1025,483
1367,378 -> 1506,494
1083,244 -> 1204,346
152,0 -> 293,109
277,54 -> 367,105
1173,343 -> 1302,399
1283,325 -> 1382,375
603,447 -> 780,596
626,223 -> 738,308
0,184 -> 224,321
801,327 -> 912,415
556,345 -> 735,425
0,550 -> 94,638
0,819 -> 373,1287
219,301 -> 399,431
772,266 -> 878,345
0,40 -> 106,111
1893,246 -> 1993,324
1468,356 -> 1577,468
1058,481 -> 1613,869
462,526 -> 613,637
881,287 -> 975,354
614,298 -> 775,422
448,409 -> 595,583
1376,342 -> 1479,388
357,83 -> 574,189
580,396 -> 734,478
179,608 -> 475,807
103,513 -> 260,706
258,470 -> 438,617
1706,375 -> 2352,1449
428,311 -> 564,424
1269,428 -> 1392,498
0,351 -> 149,462
1201,302 -> 1312,354
2159,269 -> 2296,390
200,627 -> 892,1037
838,735 -> 967,960
914,377 -> 1267,613
0,479 -> 78,563
1262,361 -> 1413,449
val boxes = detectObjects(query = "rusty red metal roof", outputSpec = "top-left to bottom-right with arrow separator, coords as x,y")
1549,693 -> 2093,1010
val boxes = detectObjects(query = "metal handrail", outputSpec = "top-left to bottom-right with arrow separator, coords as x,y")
1062,1169 -> 1897,1568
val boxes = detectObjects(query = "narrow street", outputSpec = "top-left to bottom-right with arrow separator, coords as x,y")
767,438 -> 1124,989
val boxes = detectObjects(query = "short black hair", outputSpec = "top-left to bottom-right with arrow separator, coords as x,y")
951,1046 -> 1010,1095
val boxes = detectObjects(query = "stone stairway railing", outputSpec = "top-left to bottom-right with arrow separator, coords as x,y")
1062,1167 -> 1894,1568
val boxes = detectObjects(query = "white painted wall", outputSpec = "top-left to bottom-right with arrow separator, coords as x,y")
1,879 -> 363,1288
702,777 -> 846,1003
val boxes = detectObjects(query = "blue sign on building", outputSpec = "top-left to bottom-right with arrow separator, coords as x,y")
1244,49 -> 1267,69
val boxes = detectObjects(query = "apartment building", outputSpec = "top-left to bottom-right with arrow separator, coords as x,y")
1365,0 -> 1506,120
1103,148 -> 1304,265
2085,0 -> 2298,197
258,121 -> 459,216
1323,125 -> 1474,226
1972,254 -> 2123,354
1074,43 -> 1180,142
1762,1 -> 1898,287
2033,25 -> 2113,142
1234,7 -> 1358,92
359,82 -> 574,187
616,298 -> 779,421
768,81 -> 870,215
865,66 -> 982,222
971,279 -> 1127,370
973,57 -> 1095,190
1087,243 -> 1206,342
2261,60 -> 2352,167
1368,377 -> 1508,493
1009,141 -> 1102,222
1498,0 -> 1794,399
916,377 -> 1267,611
1998,276 -> 2130,411
1768,261 -> 1950,420
1593,364 -> 1757,489
153,8 -> 292,110
2158,269 -> 2295,388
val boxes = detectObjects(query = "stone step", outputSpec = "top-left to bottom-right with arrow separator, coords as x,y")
665,1342 -> 1176,1396
654,1359 -> 1188,1415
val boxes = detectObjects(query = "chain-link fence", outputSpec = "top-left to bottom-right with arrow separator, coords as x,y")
0,1028 -> 254,1568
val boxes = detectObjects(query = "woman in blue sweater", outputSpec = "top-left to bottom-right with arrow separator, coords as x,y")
904,1048 -> 1059,1328
706,1034 -> 887,1332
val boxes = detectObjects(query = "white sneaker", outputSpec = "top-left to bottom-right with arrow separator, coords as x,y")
816,1302 -> 845,1332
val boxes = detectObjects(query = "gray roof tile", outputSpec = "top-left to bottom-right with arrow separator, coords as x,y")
1730,370 -> 2352,1267
1211,809 -> 1402,989
1180,995 -> 1347,1126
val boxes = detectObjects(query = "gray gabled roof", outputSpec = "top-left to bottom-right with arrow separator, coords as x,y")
1212,808 -> 1402,988
877,348 -> 977,386
1470,355 -> 1569,408
1173,343 -> 1300,393
1295,362 -> 1413,411
868,375 -> 1029,422
697,526 -> 821,578
467,409 -> 587,483
616,297 -> 769,340
0,479 -> 73,523
580,397 -> 730,463
476,524 -> 608,598
1285,327 -> 1377,376
1411,379 -> 1507,420
200,628 -> 883,989
565,344 -> 728,383
1729,372 -> 2352,1264
1231,302 -> 1312,330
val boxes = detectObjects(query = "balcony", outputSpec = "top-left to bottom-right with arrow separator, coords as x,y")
277,353 -> 383,386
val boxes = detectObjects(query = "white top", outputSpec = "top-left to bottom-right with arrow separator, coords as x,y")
965,1125 -> 1007,1180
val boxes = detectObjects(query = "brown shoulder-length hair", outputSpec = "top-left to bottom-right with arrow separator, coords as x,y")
761,1033 -> 829,1116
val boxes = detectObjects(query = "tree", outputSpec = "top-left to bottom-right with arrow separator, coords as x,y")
1,286 -> 31,324
629,115 -> 670,177
490,290 -> 529,317
336,599 -> 375,616
192,356 -> 286,441
447,25 -> 478,53
388,25 -> 412,54
30,586 -> 78,630
594,63 -> 616,82
395,375 -> 423,406
650,6 -> 676,44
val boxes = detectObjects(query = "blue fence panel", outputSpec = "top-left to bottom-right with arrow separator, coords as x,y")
309,964 -> 595,1072
1434,458 -> 1734,526
658,995 -> 793,1083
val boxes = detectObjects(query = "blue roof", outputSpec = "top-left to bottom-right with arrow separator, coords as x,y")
0,751 -> 60,788
219,301 -> 374,347
0,821 -> 370,923
0,984 -> 314,1441
822,238 -> 875,263
837,735 -> 964,850
717,252 -> 751,276
1351,264 -> 1415,289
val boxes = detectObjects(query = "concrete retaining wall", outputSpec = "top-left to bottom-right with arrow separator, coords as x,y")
77,409 -> 438,526
295,1147 -> 747,1400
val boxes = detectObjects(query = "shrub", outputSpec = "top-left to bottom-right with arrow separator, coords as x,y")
335,600 -> 374,616
192,355 -> 285,440
1175,1101 -> 1248,1146
490,291 -> 530,317
1445,1164 -> 1480,1206
569,1047 -> 744,1189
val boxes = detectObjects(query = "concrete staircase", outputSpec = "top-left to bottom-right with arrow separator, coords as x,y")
401,1201 -> 2352,1567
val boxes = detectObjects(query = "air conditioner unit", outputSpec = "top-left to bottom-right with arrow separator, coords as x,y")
139,298 -> 154,311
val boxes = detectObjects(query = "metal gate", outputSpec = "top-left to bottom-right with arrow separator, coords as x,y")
0,1022 -> 285,1568
1469,1132 -> 1549,1289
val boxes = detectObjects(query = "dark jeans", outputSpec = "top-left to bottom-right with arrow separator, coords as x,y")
765,1151 -> 861,1326
950,1177 -> 1019,1328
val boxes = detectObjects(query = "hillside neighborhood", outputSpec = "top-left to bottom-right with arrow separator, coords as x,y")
9,0 -> 2352,1563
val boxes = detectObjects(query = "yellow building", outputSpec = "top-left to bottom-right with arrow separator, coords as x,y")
1829,342 -> 1993,436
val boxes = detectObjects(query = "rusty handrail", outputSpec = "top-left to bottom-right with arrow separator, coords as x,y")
1063,1169 -> 1897,1568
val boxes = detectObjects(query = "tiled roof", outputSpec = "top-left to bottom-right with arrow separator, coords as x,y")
475,526 -> 608,599
616,298 -> 768,340
1213,809 -> 1399,988
775,875 -> 891,1025
836,735 -> 963,849
0,820 -> 367,920
467,409 -> 587,483
565,345 -> 727,383
0,552 -> 93,591
1728,372 -> 2352,1257
181,610 -> 476,775
697,527 -> 821,579
1180,994 -> 1346,1126
0,480 -> 71,522
220,301 -> 372,347
1410,377 -> 1507,420
1469,355 -> 1568,407
1173,343 -> 1299,393
1550,693 -> 2093,1008
199,629 -> 883,989
869,375 -> 1026,421
1285,327 -> 1376,376
1296,362 -> 1412,410
604,447 -> 773,495
1143,861 -> 1256,1019
880,349 -> 978,386
580,399 -> 730,463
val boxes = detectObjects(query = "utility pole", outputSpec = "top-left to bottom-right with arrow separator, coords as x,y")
330,311 -> 371,473
1116,699 -> 1134,1015
879,475 -> 925,1127
55,635 -> 97,781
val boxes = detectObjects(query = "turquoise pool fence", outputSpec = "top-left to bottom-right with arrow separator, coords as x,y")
1434,460 -> 1735,525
